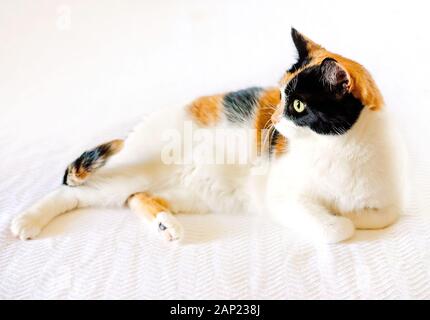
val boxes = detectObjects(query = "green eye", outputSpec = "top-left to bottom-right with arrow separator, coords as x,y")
293,99 -> 306,113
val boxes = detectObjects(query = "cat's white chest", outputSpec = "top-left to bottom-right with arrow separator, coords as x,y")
266,136 -> 372,212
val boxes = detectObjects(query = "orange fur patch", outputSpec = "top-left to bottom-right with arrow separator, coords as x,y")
188,94 -> 223,127
254,88 -> 281,155
75,167 -> 90,180
127,192 -> 170,219
273,134 -> 287,157
108,139 -> 124,155
312,51 -> 384,110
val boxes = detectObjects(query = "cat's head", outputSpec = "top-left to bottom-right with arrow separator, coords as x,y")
272,28 -> 384,138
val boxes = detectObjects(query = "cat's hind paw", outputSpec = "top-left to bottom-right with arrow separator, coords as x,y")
10,213 -> 43,240
154,212 -> 183,242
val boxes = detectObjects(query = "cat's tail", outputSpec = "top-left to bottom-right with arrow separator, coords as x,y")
63,139 -> 124,186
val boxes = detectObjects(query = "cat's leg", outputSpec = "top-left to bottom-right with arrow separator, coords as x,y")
63,139 -> 124,186
127,192 -> 183,241
11,173 -> 147,240
269,196 -> 355,244
341,206 -> 400,230
11,185 -> 80,240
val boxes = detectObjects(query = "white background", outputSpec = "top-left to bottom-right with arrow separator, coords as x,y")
1,0 -> 430,300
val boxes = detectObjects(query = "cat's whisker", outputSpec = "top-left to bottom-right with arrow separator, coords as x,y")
261,123 -> 276,154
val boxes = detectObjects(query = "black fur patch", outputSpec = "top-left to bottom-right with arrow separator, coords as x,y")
283,65 -> 364,135
223,87 -> 262,123
287,28 -> 311,73
78,144 -> 111,170
62,168 -> 69,185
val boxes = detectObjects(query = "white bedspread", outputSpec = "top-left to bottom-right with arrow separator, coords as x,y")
1,0 -> 430,300
1,208 -> 430,299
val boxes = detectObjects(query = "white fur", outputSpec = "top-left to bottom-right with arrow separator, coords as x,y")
269,107 -> 405,243
10,102 -> 405,244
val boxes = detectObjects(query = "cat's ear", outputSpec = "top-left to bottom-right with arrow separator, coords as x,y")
291,28 -> 322,60
320,58 -> 350,96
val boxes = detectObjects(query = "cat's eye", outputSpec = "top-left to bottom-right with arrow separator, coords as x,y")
293,99 -> 306,113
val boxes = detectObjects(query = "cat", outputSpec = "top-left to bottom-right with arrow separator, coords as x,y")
10,28 -> 405,244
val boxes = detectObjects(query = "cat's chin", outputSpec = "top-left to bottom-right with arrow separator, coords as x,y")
275,118 -> 306,139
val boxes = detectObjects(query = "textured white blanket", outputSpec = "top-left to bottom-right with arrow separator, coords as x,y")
1,208 -> 430,299
1,0 -> 430,300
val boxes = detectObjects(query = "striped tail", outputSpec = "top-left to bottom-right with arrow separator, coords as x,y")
63,139 -> 124,186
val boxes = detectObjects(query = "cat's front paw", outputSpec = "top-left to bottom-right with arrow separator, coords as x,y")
320,216 -> 355,244
10,213 -> 43,240
154,212 -> 183,242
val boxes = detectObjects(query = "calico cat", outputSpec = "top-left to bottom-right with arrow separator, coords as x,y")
11,29 -> 404,244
